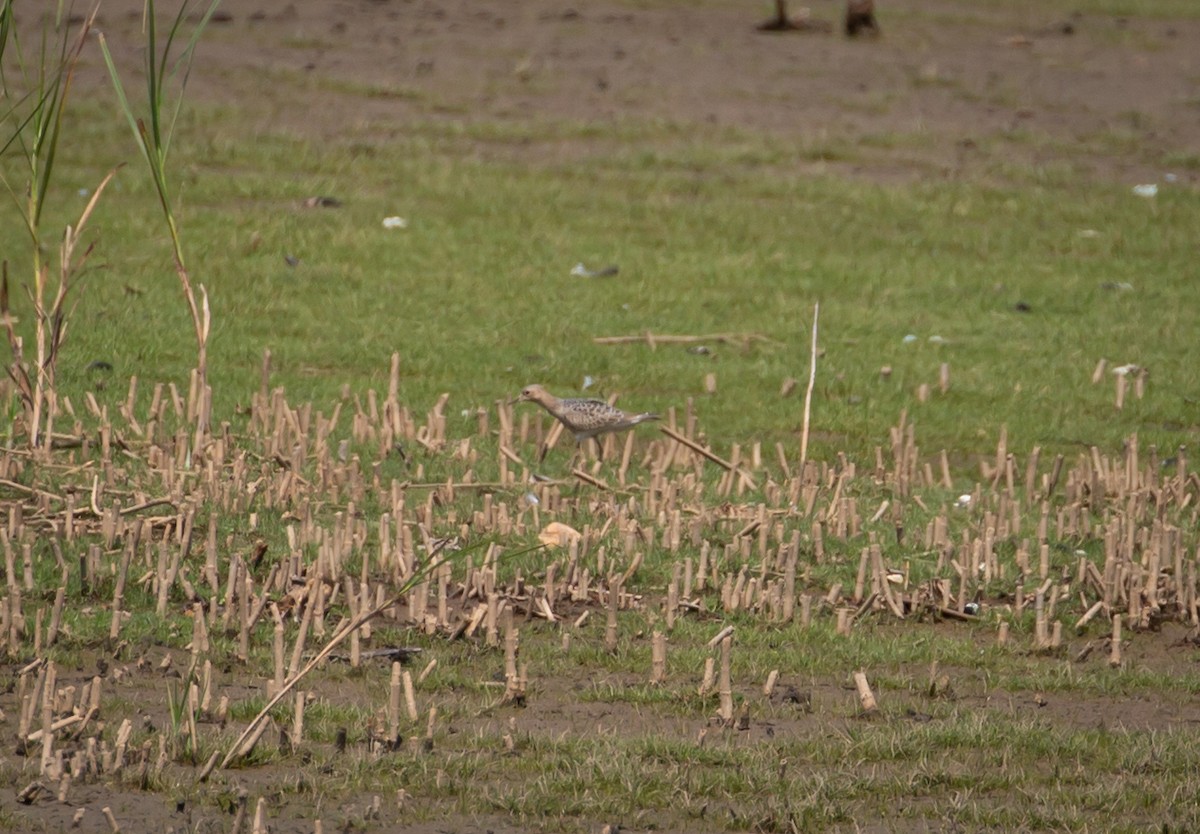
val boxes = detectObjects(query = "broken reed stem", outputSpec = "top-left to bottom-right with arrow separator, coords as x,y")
698,657 -> 716,696
605,579 -> 620,653
717,634 -> 733,723
292,689 -> 306,746
593,332 -> 779,346
389,662 -> 402,740
109,546 -> 133,641
650,631 -> 666,684
706,624 -> 735,648
799,301 -> 819,469
402,670 -> 418,722
659,424 -> 734,471
252,797 -> 267,834
219,577 -> 430,769
1109,614 -> 1122,667
853,670 -> 877,713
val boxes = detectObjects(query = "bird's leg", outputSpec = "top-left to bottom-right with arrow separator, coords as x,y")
593,437 -> 605,463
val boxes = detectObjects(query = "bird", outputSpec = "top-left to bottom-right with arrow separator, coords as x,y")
517,384 -> 659,462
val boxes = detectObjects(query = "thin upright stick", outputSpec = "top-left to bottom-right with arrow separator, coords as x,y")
800,302 -> 819,469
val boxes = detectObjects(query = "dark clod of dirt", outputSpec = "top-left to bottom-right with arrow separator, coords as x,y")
771,685 -> 813,711
845,0 -> 880,37
303,195 -> 342,208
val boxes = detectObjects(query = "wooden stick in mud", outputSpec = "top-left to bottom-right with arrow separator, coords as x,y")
46,585 -> 65,648
659,425 -> 734,471
605,579 -> 620,653
287,586 -> 316,679
698,657 -> 716,696
252,797 -> 267,834
571,468 -> 609,491
403,670 -> 418,722
219,581 -> 427,770
109,547 -> 132,641
650,631 -> 666,684
272,620 -> 285,697
707,624 -> 735,648
425,705 -> 437,751
853,671 -> 877,713
388,663 -> 402,741
1108,614 -> 1122,667
717,634 -> 734,723
593,332 -> 780,346
292,690 -> 306,746
800,302 -> 819,469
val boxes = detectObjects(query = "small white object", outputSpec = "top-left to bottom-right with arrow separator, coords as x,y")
582,375 -> 595,390
1164,173 -> 1178,183
570,263 -> 588,277
524,492 -> 540,506
1132,184 -> 1158,198
928,335 -> 947,344
955,494 -> 972,508
78,188 -> 90,197
1077,229 -> 1100,238
1111,364 -> 1141,376
382,216 -> 408,229
902,334 -> 918,344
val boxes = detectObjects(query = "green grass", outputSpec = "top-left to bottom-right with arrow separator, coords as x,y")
2,5 -> 1200,832
7,94 -> 1196,470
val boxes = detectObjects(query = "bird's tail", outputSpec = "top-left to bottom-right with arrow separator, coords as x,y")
632,413 -> 660,425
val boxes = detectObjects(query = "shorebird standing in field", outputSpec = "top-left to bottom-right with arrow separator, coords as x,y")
517,384 -> 659,462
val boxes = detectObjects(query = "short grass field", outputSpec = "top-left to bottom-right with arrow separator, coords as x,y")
33,97 -> 1200,463
1,1 -> 1199,832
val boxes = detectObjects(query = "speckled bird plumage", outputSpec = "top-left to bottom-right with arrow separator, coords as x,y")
518,384 -> 659,442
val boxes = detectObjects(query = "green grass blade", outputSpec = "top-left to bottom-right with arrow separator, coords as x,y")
162,0 -> 222,164
99,33 -> 156,174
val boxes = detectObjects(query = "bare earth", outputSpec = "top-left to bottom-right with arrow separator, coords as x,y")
87,0 -> 1200,183
5,1 -> 1200,833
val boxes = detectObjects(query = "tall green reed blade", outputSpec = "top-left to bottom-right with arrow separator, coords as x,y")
99,0 -> 222,458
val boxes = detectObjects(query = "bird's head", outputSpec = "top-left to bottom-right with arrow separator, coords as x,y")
517,384 -> 546,403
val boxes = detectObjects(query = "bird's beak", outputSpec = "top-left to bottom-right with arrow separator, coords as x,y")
508,394 -> 523,405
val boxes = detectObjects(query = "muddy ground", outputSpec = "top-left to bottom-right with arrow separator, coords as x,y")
83,0 -> 1200,183
5,1 -> 1200,832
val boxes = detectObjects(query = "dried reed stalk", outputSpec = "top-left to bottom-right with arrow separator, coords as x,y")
219,569 -> 440,769
715,634 -> 734,723
853,671 -> 877,713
